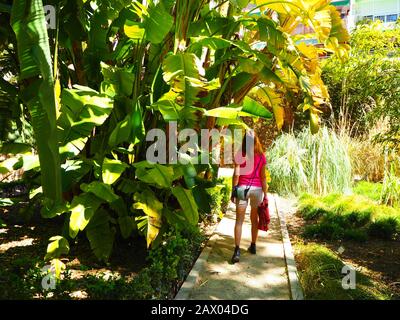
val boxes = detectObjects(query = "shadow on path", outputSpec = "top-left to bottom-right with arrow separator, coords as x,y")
178,196 -> 291,300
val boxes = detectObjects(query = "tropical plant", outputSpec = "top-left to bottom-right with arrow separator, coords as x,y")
0,0 -> 349,267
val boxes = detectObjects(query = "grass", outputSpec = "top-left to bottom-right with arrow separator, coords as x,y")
267,127 -> 352,196
299,193 -> 400,241
353,181 -> 383,202
381,157 -> 400,208
295,243 -> 391,300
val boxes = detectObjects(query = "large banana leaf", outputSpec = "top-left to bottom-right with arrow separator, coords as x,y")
133,161 -> 175,189
133,189 -> 163,248
162,52 -> 204,107
171,186 -> 198,226
69,192 -> 104,238
11,0 -> 62,202
86,208 -> 115,262
102,158 -> 128,185
125,1 -> 174,44
44,236 -> 70,261
58,86 -> 114,158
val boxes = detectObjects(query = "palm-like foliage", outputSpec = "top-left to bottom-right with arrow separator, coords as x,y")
0,0 -> 349,263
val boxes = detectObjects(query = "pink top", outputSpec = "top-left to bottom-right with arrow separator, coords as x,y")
237,153 -> 266,187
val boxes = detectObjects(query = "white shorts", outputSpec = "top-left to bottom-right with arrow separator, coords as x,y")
236,186 -> 264,211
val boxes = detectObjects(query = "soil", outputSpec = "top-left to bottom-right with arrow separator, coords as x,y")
285,209 -> 400,299
0,189 -> 219,299
0,205 -> 148,279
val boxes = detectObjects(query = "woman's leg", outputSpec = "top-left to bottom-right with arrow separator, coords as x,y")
250,207 -> 259,244
249,189 -> 263,244
234,202 -> 247,247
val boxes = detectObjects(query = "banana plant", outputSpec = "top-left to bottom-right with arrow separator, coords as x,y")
0,0 -> 350,263
10,0 -> 62,203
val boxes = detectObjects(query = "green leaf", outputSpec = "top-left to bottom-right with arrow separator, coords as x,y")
124,22 -> 145,40
41,201 -> 69,219
142,3 -> 174,44
241,96 -> 273,119
193,185 -> 212,214
162,52 -> 202,106
58,86 -> 114,157
86,209 -> 115,262
102,158 -> 128,185
163,52 -> 201,83
80,181 -> 119,203
0,143 -> 32,155
238,57 -> 264,74
69,193 -> 103,238
118,216 -> 136,239
0,157 -> 19,174
189,36 -> 232,51
108,102 -> 145,147
171,186 -> 199,226
204,106 -> 242,119
134,162 -> 174,189
100,62 -> 135,97
0,198 -> 14,207
61,160 -> 91,192
11,0 -> 62,202
180,163 -> 198,188
45,236 -> 70,261
133,189 -> 163,248
162,207 -> 187,230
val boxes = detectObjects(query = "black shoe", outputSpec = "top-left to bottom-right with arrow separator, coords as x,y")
248,243 -> 256,254
231,247 -> 240,264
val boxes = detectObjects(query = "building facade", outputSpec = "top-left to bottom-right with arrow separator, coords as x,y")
347,0 -> 400,29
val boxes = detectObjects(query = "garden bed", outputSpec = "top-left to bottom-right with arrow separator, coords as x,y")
282,196 -> 400,300
0,179 -> 230,300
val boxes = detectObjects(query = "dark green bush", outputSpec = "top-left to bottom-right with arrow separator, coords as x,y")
343,229 -> 368,242
303,223 -> 344,240
368,217 -> 400,240
299,193 -> 400,241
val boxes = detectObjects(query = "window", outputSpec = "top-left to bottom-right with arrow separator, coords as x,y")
386,14 -> 398,22
374,15 -> 385,22
364,15 -> 373,21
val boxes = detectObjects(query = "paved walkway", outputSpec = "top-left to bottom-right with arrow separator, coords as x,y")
176,194 -> 293,300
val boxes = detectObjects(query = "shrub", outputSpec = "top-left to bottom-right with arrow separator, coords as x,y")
202,178 -> 232,222
298,196 -> 329,220
368,217 -> 400,240
298,193 -> 400,241
303,223 -> 344,240
268,127 -> 352,196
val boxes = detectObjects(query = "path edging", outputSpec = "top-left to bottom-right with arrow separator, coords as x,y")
272,194 -> 304,300
174,204 -> 233,300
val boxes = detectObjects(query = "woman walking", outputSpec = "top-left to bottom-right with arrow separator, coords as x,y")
230,131 -> 268,264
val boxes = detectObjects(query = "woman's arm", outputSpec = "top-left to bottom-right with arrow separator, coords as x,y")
260,164 -> 268,199
231,165 -> 240,202
232,165 -> 240,188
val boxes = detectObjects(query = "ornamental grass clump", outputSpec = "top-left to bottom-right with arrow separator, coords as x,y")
268,127 -> 352,196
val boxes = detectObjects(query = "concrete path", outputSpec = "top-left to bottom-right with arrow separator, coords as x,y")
176,194 -> 292,300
